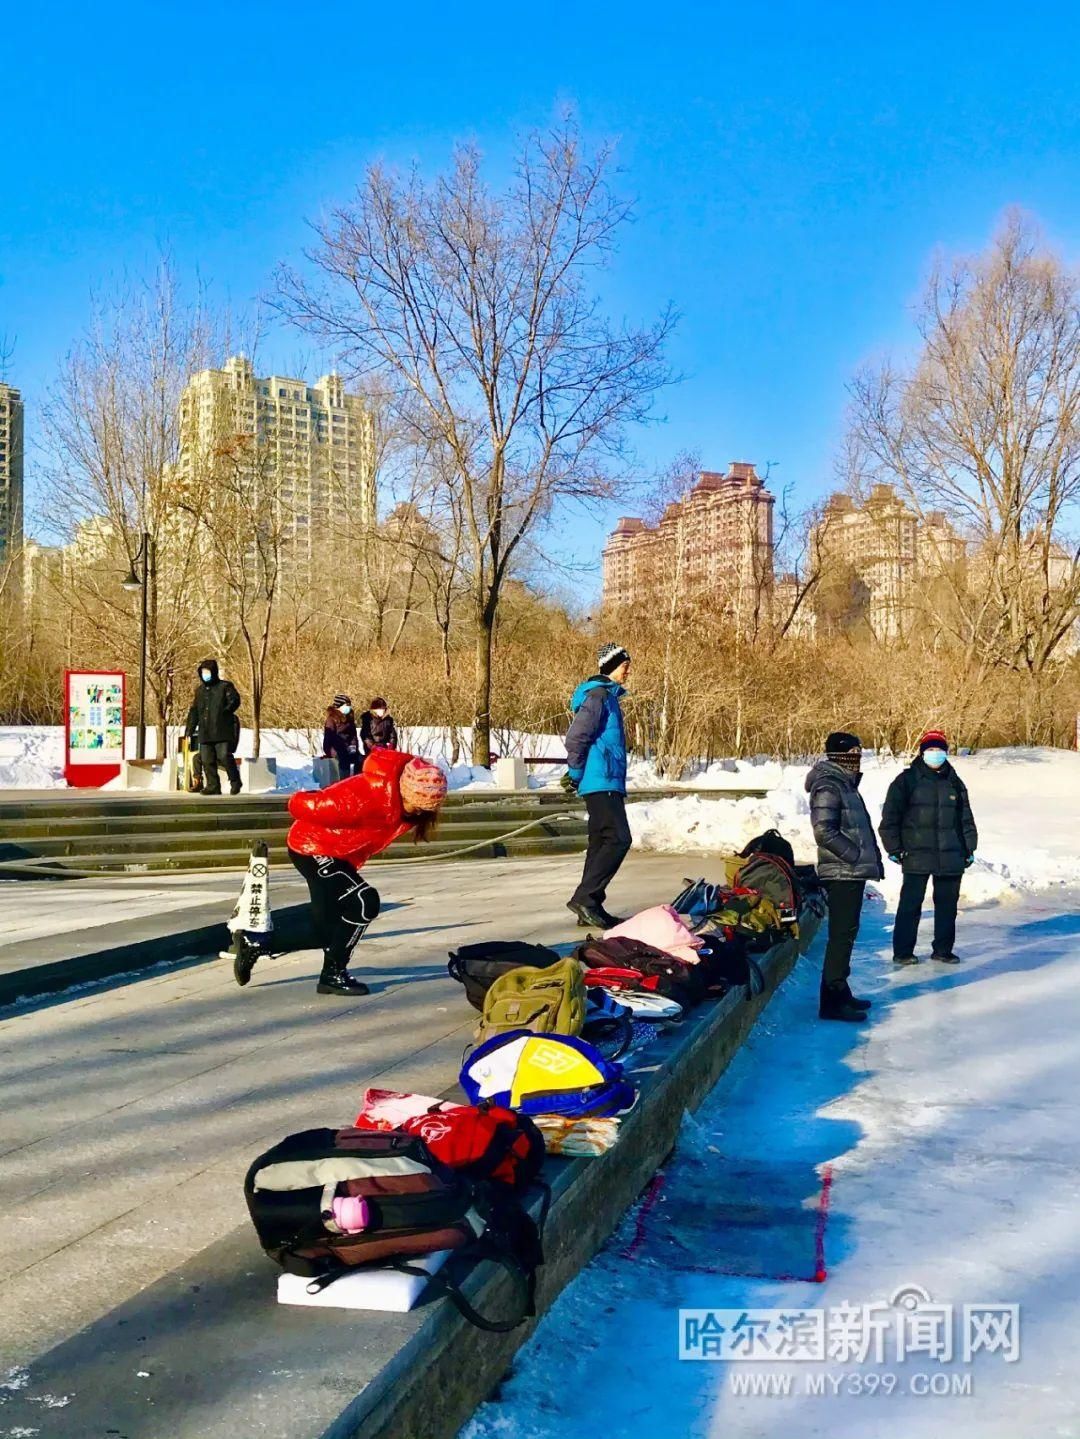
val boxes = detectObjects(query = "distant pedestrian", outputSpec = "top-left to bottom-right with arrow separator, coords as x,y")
879,729 -> 978,965
323,694 -> 362,779
360,697 -> 398,755
185,659 -> 243,797
805,732 -> 882,1022
565,643 -> 632,931
285,750 -> 447,995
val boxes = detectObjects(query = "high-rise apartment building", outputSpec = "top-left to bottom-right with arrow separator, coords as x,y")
176,356 -> 376,581
0,383 -> 25,570
603,462 -> 775,611
813,484 -> 964,639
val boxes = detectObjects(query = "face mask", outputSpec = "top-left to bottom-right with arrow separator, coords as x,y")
200,670 -> 213,684
923,749 -> 948,769
339,704 -> 351,715
372,709 -> 386,719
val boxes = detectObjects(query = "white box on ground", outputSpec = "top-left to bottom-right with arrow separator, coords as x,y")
276,1249 -> 451,1312
116,757 -> 178,791
494,756 -> 527,790
239,757 -> 277,793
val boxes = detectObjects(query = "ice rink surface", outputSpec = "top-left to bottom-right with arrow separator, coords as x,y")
464,887 -> 1080,1439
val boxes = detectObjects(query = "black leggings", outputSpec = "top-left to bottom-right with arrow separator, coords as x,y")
289,850 -> 381,967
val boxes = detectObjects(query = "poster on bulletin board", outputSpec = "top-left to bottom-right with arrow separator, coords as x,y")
64,670 -> 126,787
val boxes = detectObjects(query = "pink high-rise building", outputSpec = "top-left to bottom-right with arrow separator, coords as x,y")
602,462 -> 775,611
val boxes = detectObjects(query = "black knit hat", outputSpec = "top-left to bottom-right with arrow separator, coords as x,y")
598,643 -> 631,676
825,731 -> 862,755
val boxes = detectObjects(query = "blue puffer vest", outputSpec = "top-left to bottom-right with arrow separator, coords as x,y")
568,678 -> 628,796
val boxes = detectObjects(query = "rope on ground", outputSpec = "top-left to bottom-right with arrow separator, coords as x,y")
0,811 -> 586,881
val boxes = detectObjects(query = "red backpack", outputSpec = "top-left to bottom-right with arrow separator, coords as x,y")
380,1102 -> 545,1191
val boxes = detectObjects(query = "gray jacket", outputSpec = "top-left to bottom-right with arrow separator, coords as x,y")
805,759 -> 884,881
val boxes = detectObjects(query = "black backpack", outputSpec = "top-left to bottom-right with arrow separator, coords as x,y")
245,1127 -> 543,1332
739,828 -> 796,867
448,941 -> 564,1011
696,934 -> 766,1001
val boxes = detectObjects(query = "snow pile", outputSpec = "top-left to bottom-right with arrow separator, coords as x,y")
629,747 -> 1080,910
0,725 -> 565,795
0,728 -> 64,789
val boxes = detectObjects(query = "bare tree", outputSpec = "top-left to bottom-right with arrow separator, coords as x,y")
182,430 -> 292,759
39,261 -> 217,747
847,212 -> 1080,699
279,121 -> 673,764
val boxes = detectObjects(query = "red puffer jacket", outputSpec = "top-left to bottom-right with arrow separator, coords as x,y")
287,748 -> 414,865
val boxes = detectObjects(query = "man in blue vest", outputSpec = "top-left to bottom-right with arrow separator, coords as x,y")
565,643 -> 632,929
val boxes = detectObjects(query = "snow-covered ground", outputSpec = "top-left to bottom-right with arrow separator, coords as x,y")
628,748 -> 1080,910
462,887 -> 1080,1439
3,727 -> 1079,911
0,725 -> 566,794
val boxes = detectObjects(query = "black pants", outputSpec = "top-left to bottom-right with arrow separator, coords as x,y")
339,752 -> 363,778
571,791 -> 632,909
822,880 -> 865,989
200,742 -> 241,795
893,872 -> 962,958
289,849 -> 381,968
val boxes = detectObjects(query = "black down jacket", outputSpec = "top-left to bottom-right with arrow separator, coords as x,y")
184,659 -> 242,746
878,759 -> 978,876
805,759 -> 884,881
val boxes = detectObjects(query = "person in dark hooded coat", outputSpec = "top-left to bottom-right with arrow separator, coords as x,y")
805,731 -> 882,1022
879,729 -> 978,964
184,658 -> 242,796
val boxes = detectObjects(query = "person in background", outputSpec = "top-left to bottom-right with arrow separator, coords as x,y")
564,643 -> 632,931
361,697 -> 398,754
323,694 -> 362,779
185,658 -> 243,797
285,750 -> 448,995
805,732 -> 882,1022
879,729 -> 978,965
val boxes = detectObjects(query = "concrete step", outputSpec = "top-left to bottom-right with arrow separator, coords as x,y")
0,814 -> 588,861
0,800 -> 576,840
0,788 -> 580,822
4,831 -> 589,874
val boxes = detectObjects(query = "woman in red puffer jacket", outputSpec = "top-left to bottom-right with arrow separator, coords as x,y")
284,749 -> 448,996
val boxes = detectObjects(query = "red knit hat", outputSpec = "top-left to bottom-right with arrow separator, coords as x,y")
399,757 -> 448,813
918,729 -> 948,754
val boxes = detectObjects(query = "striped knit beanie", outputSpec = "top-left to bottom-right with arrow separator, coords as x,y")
333,694 -> 352,709
399,757 -> 448,813
598,643 -> 631,676
918,729 -> 948,754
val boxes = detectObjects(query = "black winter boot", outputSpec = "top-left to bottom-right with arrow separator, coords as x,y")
843,981 -> 872,1010
317,953 -> 370,996
819,983 -> 869,1023
568,901 -> 609,930
932,951 -> 961,964
597,907 -> 626,928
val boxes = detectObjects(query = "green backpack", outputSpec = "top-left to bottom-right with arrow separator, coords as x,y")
477,956 -> 587,1044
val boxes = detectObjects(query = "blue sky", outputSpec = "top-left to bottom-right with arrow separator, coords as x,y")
4,1 -> 1080,588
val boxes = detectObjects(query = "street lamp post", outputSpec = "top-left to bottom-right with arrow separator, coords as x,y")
121,531 -> 152,761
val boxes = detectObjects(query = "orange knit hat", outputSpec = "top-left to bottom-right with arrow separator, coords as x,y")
399,757 -> 449,813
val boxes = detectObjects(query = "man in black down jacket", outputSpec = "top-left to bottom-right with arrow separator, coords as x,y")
184,658 -> 243,797
805,732 -> 883,1022
879,729 -> 978,964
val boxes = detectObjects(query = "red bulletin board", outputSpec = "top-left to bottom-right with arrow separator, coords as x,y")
64,670 -> 126,788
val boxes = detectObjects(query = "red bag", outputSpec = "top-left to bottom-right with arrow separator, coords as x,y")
404,1103 -> 545,1190
582,966 -> 665,994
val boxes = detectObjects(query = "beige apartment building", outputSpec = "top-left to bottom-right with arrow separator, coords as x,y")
0,383 -> 24,571
176,356 -> 376,584
814,484 -> 964,639
603,462 -> 775,612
